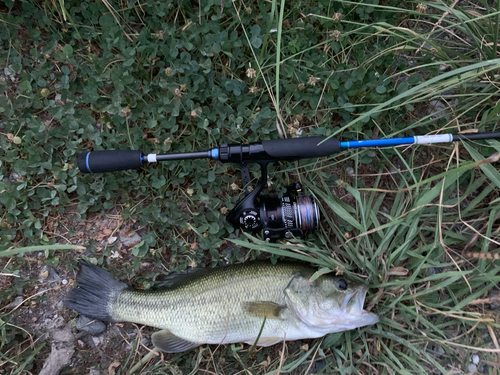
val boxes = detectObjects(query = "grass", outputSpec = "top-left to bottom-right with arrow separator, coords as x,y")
1,0 -> 500,374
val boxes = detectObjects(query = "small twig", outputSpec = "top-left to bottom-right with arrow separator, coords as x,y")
487,324 -> 500,351
0,287 -> 56,313
467,297 -> 500,305
439,144 -> 472,291
314,70 -> 335,115
463,251 -> 500,260
197,369 -> 218,375
356,157 -> 445,177
415,300 -> 493,323
463,219 -> 491,251
415,0 -> 460,55
303,339 -> 323,375
276,333 -> 286,375
127,349 -> 160,375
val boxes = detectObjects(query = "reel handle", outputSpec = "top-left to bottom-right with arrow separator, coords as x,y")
77,150 -> 144,173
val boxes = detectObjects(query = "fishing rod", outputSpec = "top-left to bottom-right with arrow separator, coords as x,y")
77,131 -> 500,241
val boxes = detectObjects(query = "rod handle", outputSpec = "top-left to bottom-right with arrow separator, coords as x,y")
261,136 -> 340,160
77,150 -> 145,173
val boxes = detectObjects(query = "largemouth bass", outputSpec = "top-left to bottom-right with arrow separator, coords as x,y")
64,260 -> 379,353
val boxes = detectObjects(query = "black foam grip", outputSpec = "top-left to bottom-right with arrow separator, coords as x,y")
261,136 -> 340,160
77,150 -> 144,173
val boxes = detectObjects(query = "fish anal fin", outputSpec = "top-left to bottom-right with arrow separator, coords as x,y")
151,330 -> 200,353
245,336 -> 282,347
242,301 -> 286,320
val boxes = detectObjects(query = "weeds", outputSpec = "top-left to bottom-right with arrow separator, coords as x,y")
1,0 -> 500,374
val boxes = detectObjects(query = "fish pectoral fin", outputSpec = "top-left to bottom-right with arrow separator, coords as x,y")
151,330 -> 200,353
245,336 -> 282,347
242,301 -> 286,320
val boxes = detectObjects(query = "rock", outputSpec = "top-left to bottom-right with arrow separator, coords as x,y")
488,291 -> 500,309
109,250 -> 122,259
40,265 -> 61,283
345,167 -> 354,176
313,359 -> 327,373
441,90 -> 456,97
6,296 -> 23,310
434,345 -> 445,355
4,66 -> 15,82
128,329 -> 138,340
92,336 -> 104,346
9,172 -> 21,181
429,100 -> 448,119
119,232 -> 141,247
76,315 -> 107,336
472,354 -> 479,364
428,267 -> 442,276
39,317 -> 75,375
478,363 -> 489,374
56,300 -> 64,311
468,363 -> 477,372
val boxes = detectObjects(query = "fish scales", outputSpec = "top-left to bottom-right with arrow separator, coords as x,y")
65,260 -> 379,352
110,262 -> 311,344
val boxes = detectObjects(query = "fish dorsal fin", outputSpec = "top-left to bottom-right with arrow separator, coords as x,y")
242,301 -> 286,320
152,268 -> 205,290
245,336 -> 282,347
151,330 -> 200,353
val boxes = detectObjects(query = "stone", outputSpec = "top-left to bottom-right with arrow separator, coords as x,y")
40,265 -> 61,283
76,315 -> 107,336
120,232 -> 142,247
478,363 -> 489,374
39,317 -> 75,375
6,296 -> 23,310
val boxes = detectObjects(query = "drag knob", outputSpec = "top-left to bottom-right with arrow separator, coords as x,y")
241,211 -> 260,229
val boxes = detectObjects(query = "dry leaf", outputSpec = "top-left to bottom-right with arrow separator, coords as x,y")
108,360 -> 121,375
387,267 -> 408,276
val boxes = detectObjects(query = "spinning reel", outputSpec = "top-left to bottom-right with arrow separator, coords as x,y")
78,132 -> 500,241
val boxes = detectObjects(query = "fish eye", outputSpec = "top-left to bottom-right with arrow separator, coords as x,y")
335,279 -> 347,291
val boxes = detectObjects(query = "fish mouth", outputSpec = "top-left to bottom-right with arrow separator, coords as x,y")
356,284 -> 369,313
351,285 -> 379,324
340,285 -> 368,314
299,284 -> 379,329
341,291 -> 356,312
344,284 -> 377,320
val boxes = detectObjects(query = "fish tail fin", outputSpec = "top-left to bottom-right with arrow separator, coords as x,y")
64,260 -> 127,322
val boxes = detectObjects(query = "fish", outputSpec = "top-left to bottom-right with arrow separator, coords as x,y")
64,260 -> 379,353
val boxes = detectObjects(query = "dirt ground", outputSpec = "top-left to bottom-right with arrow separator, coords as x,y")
0,210 -> 161,375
